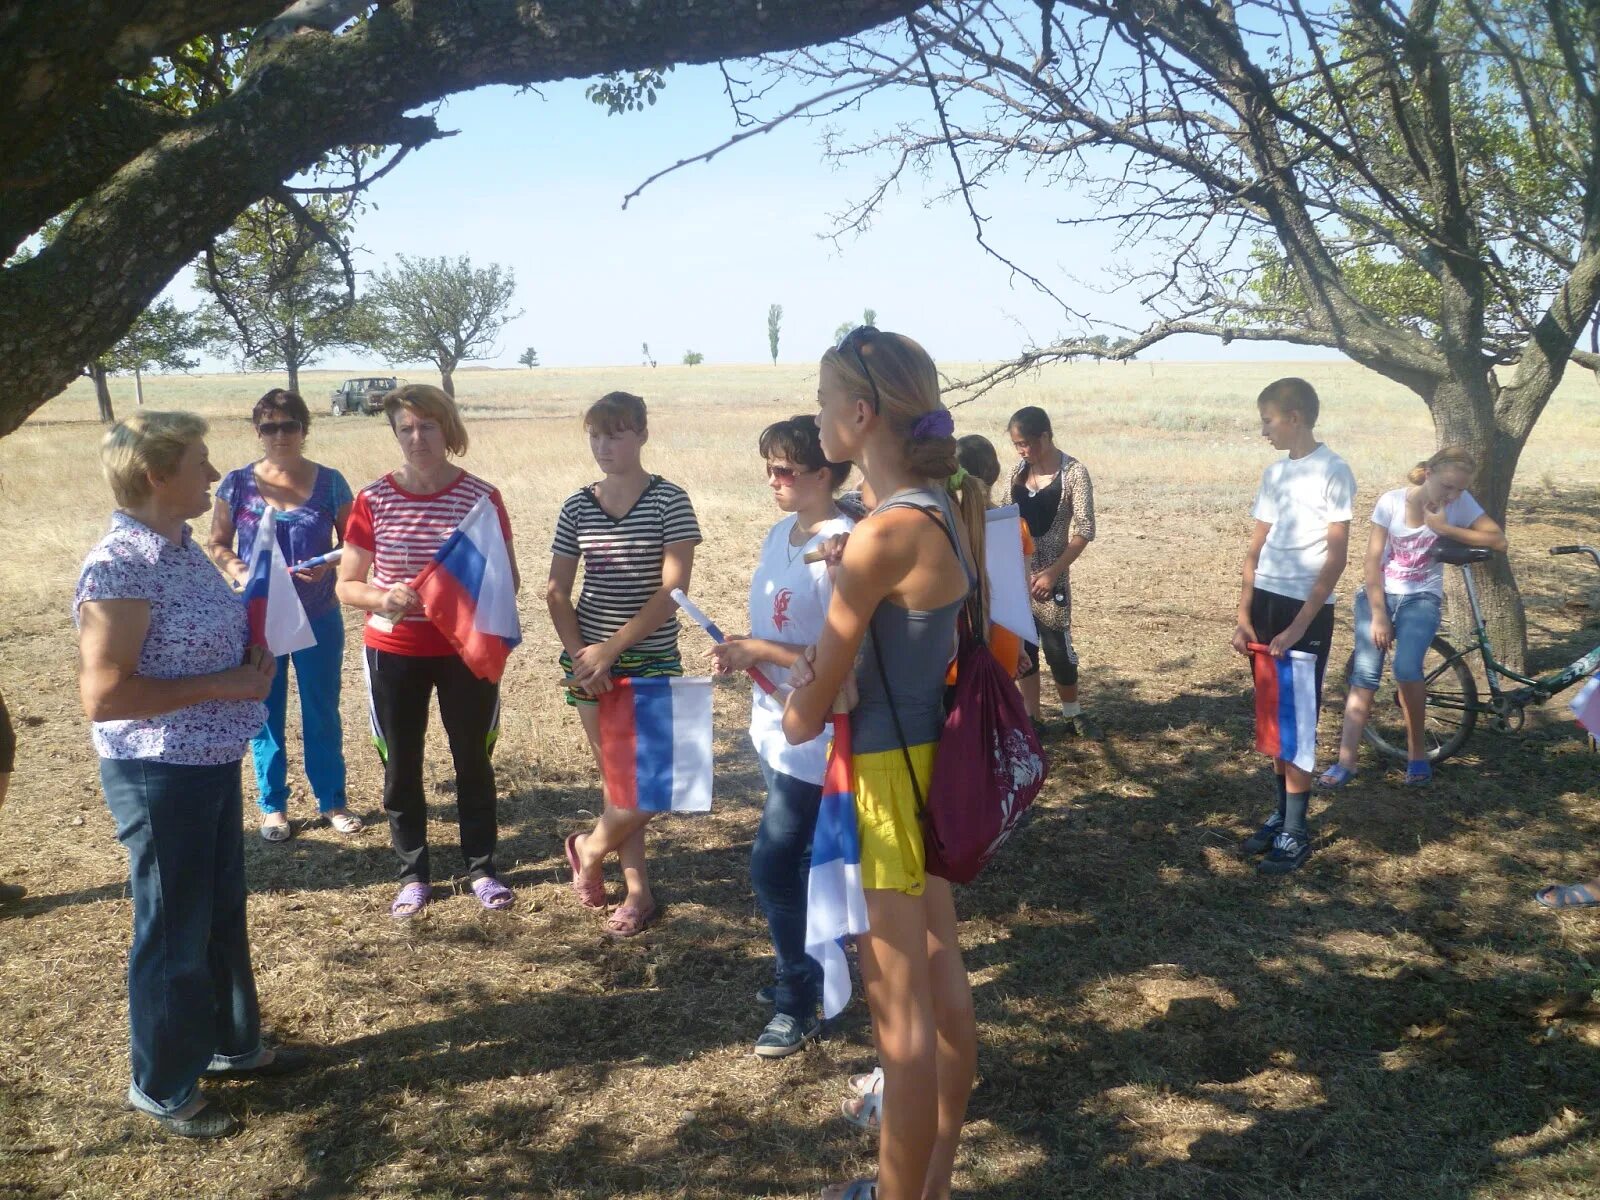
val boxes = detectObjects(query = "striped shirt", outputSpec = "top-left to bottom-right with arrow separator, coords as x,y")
551,476 -> 701,656
345,470 -> 512,656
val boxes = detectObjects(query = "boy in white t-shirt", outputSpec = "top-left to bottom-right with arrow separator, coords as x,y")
1322,447 -> 1505,786
1231,378 -> 1357,874
711,416 -> 854,1058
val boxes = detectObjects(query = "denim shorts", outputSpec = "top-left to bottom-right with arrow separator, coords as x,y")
1349,590 -> 1442,690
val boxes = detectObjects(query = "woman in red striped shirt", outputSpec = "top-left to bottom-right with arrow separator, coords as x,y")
336,385 -> 521,919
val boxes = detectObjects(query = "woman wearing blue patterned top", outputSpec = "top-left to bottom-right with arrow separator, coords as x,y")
206,389 -> 357,841
77,411 -> 300,1138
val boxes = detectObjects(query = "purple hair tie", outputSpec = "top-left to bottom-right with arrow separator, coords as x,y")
911,409 -> 954,440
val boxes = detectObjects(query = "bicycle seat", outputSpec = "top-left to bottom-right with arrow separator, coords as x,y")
1431,537 -> 1491,565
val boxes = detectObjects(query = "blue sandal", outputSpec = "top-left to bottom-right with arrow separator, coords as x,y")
1535,883 -> 1600,909
1317,763 -> 1357,789
1405,760 -> 1432,786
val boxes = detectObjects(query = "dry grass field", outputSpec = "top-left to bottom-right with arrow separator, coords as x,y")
3,359 -> 1600,1199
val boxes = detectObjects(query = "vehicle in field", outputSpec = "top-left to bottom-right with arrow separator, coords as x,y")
329,376 -> 399,416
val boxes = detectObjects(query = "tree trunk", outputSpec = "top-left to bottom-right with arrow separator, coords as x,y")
90,362 -> 115,424
134,365 -> 144,406
1429,374 -> 1529,672
440,368 -> 455,398
286,362 -> 300,393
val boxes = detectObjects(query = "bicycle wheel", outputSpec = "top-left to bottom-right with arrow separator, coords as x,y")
1352,635 -> 1479,765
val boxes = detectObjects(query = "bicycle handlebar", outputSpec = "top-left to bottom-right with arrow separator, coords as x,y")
1549,544 -> 1600,571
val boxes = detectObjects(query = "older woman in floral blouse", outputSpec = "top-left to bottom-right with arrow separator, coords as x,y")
75,411 -> 303,1139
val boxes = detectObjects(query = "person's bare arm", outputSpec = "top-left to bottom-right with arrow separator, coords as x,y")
546,554 -> 586,658
336,545 -> 415,617
205,498 -> 248,588
712,636 -> 807,674
1231,520 -> 1271,655
77,600 -> 273,721
1362,524 -> 1395,651
1424,507 -> 1508,551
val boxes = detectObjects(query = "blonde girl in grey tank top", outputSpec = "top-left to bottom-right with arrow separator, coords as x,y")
781,328 -> 988,1200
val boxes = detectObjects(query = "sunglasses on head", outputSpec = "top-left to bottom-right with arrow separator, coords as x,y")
257,419 -> 302,436
835,325 -> 883,413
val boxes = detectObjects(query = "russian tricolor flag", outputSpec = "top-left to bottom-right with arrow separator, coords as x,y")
1248,643 -> 1319,772
804,714 -> 869,1019
1571,673 -> 1600,745
596,677 -> 713,812
243,506 -> 316,657
412,496 -> 522,683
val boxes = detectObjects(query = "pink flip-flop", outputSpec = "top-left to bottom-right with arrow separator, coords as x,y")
605,903 -> 657,938
565,833 -> 606,909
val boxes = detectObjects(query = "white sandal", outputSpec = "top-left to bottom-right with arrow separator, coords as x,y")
259,816 -> 293,843
327,810 -> 364,835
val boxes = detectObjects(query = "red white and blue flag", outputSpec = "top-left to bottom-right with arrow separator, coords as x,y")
805,714 -> 869,1019
412,496 -> 522,683
597,676 -> 714,812
243,506 -> 316,657
1571,674 -> 1600,746
1249,643 -> 1319,772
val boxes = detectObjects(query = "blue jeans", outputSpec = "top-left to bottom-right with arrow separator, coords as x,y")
100,758 -> 264,1116
1349,590 -> 1443,691
251,605 -> 347,815
753,762 -> 824,1019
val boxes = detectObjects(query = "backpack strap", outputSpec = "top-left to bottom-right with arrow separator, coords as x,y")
868,621 -> 927,818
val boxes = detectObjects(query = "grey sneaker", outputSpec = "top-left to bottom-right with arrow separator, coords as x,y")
1064,713 -> 1104,741
1257,831 -> 1311,875
753,1012 -> 820,1059
1241,812 -> 1284,856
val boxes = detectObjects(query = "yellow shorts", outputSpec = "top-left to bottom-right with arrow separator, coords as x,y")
853,743 -> 936,896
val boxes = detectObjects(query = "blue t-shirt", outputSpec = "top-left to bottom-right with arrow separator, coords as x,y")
217,463 -> 353,618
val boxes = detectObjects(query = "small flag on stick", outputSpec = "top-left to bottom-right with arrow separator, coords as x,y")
1248,643 -> 1318,772
804,710 -> 869,1019
1571,673 -> 1600,747
597,676 -> 714,812
243,506 -> 316,656
412,496 -> 522,683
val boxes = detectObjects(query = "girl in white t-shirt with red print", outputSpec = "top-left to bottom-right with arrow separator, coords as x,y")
711,415 -> 854,1058
1321,446 -> 1506,787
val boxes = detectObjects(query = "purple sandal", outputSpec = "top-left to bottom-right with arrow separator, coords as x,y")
390,882 -> 431,919
472,876 -> 514,911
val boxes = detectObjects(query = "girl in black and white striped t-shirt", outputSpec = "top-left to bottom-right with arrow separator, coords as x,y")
547,391 -> 701,937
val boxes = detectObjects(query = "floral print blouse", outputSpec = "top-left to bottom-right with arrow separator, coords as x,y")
74,512 -> 265,764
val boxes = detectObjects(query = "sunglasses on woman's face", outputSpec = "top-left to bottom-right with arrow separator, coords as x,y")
257,420 -> 302,436
766,463 -> 810,484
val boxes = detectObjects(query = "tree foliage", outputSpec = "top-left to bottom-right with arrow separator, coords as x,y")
197,195 -> 357,391
750,0 -> 1600,665
683,350 -> 705,366
0,0 -> 922,435
767,303 -> 783,365
518,346 -> 540,368
358,255 -> 520,396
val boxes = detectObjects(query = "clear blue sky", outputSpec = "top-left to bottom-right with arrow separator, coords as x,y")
187,61 -> 1336,372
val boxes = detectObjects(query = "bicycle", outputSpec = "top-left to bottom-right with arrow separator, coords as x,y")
1353,541 -> 1600,765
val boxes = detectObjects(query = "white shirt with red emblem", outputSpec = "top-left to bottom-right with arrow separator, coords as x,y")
747,511 -> 855,784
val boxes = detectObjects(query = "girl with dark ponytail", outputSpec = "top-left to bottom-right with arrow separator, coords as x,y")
783,327 -> 983,1200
